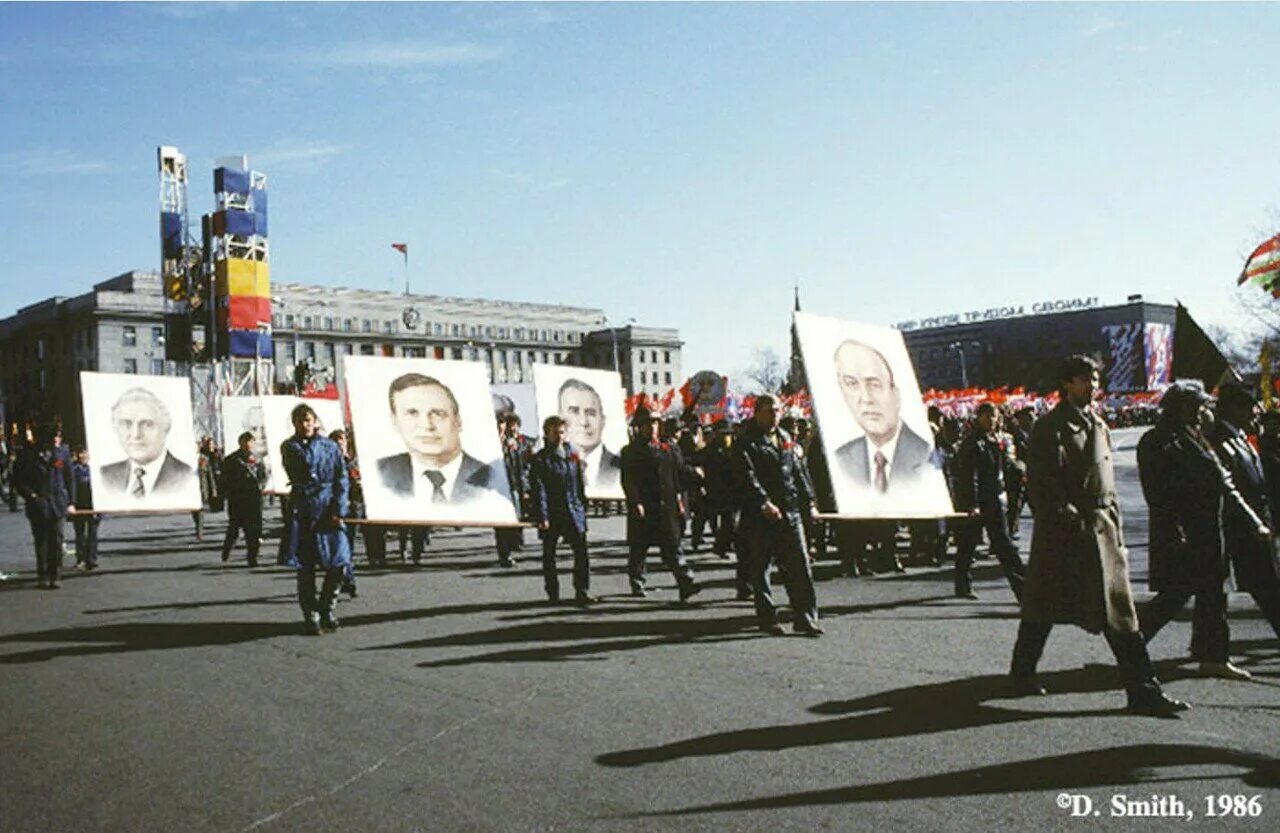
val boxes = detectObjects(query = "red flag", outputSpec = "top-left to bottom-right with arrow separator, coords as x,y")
1241,233 -> 1280,286
391,242 -> 408,260
679,377 -> 694,408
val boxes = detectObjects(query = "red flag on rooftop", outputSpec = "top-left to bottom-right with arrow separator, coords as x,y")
1240,233 -> 1280,288
391,242 -> 408,261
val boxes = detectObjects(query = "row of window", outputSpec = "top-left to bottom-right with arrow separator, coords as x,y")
120,325 -> 165,348
273,313 -> 583,345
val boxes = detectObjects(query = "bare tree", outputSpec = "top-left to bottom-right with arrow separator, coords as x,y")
741,346 -> 787,394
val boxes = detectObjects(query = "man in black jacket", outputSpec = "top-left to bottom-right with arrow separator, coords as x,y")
953,403 -> 1026,600
220,431 -> 268,566
735,395 -> 823,636
1211,383 -> 1280,643
14,421 -> 75,588
621,407 -> 700,601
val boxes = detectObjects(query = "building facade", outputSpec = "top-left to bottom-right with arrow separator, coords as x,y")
0,271 -> 682,442
899,296 -> 1225,393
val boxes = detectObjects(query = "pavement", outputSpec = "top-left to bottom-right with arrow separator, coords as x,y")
1,428 -> 1277,833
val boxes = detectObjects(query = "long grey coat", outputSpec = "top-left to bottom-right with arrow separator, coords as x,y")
1021,401 -> 1139,634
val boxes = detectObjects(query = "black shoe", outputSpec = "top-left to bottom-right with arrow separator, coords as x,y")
892,558 -> 906,573
342,583 -> 358,599
49,580 -> 61,589
1127,690 -> 1189,717
1009,675 -> 1047,697
248,559 -> 259,568
955,589 -> 979,600
759,623 -> 785,636
498,558 -> 517,568
85,563 -> 99,571
574,592 -> 598,607
304,612 -> 323,636
735,588 -> 753,601
793,622 -> 825,637
220,551 -> 231,563
678,583 -> 702,603
319,611 -> 340,632
546,592 -> 561,605
630,585 -> 647,598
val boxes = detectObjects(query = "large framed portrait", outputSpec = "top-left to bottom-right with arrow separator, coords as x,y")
490,383 -> 538,439
221,395 -> 343,493
342,355 -> 518,524
79,372 -> 202,512
532,365 -> 627,500
795,312 -> 954,519
258,396 -> 344,494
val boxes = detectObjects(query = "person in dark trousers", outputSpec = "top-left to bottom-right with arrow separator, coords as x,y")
953,403 -> 1026,600
529,416 -> 592,605
1010,355 -> 1188,717
496,413 -> 533,568
330,429 -> 360,598
220,430 -> 267,566
735,395 -> 823,636
192,435 -> 221,540
13,421 -> 74,589
280,404 -> 352,635
70,446 -> 99,570
1210,383 -> 1280,643
1137,380 -> 1270,680
621,407 -> 701,601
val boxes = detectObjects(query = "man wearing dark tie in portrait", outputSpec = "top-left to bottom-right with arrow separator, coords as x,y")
99,387 -> 194,500
376,373 -> 510,505
832,339 -> 934,494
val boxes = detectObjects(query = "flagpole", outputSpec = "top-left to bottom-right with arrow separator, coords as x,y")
403,249 -> 410,295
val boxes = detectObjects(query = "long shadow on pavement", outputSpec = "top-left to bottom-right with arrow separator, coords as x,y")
0,598 -> 552,664
595,663 -> 1209,769
625,743 -> 1280,817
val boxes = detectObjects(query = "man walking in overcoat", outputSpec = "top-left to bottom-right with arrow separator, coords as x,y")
529,416 -> 593,605
621,407 -> 700,601
1211,383 -> 1280,641
1010,355 -> 1187,716
953,402 -> 1026,600
220,430 -> 267,567
281,404 -> 352,635
14,421 -> 74,589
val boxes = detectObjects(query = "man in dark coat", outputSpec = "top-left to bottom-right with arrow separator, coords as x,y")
281,404 -> 352,635
529,416 -> 592,605
99,387 -> 194,500
495,413 -> 533,568
1211,385 -> 1280,638
952,403 -> 1026,600
219,430 -> 268,567
621,407 -> 700,601
832,339 -> 935,494
70,447 -> 99,570
1010,355 -> 1187,716
13,421 -> 74,588
1137,380 -> 1268,681
376,373 -> 511,505
735,395 -> 823,636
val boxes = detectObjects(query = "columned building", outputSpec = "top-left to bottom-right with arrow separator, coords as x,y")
1,271 -> 683,442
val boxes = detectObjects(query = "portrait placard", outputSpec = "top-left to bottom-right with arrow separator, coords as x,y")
532,365 -> 626,500
220,395 -> 272,491
79,372 -> 202,512
491,383 -> 538,439
258,396 -> 345,493
343,355 -> 517,524
795,311 -> 954,518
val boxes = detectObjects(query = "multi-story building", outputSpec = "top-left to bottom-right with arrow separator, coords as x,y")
897,295 -> 1228,393
0,270 -> 682,442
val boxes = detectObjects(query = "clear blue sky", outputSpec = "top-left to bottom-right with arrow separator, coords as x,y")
1,2 -> 1274,378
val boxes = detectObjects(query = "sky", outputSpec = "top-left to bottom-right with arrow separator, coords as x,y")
1,2 -> 1275,379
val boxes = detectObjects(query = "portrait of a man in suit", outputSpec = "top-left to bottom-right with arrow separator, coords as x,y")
558,378 -> 620,491
832,339 -> 935,494
100,386 -> 195,500
377,373 -> 510,505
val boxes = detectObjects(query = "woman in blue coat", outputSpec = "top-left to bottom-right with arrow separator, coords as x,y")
280,404 -> 351,635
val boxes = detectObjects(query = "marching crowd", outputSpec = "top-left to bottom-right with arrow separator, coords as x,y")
4,352 -> 1279,717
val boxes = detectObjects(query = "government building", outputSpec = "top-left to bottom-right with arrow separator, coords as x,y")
0,270 -> 682,441
898,295 -> 1228,393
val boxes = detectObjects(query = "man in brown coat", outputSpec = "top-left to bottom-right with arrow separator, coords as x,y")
1009,355 -> 1188,717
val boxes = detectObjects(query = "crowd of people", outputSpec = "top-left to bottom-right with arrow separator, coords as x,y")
5,352 -> 1279,716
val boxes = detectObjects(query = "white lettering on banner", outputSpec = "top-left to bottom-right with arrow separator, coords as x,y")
894,296 -> 1099,330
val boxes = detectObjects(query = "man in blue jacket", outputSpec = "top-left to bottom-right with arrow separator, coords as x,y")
14,421 -> 75,589
530,416 -> 592,605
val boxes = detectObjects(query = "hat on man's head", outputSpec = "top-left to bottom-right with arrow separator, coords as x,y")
1216,382 -> 1258,412
631,406 -> 653,427
1160,379 -> 1213,411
